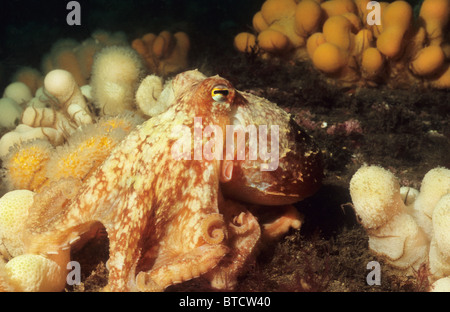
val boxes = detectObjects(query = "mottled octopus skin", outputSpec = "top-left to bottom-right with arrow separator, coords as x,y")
221,92 -> 322,205
24,70 -> 322,291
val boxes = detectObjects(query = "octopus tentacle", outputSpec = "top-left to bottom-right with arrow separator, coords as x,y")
205,199 -> 261,290
135,244 -> 229,291
260,205 -> 304,241
229,212 -> 254,235
201,213 -> 227,245
135,272 -> 161,292
1,70 -> 322,292
207,217 -> 260,290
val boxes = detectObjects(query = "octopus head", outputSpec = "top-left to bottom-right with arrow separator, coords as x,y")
170,70 -> 246,121
166,70 -> 323,205
219,89 -> 323,206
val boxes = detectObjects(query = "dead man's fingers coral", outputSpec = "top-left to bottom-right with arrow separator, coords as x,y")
294,0 -> 323,38
132,31 -> 190,76
410,46 -> 446,76
234,32 -> 258,54
234,0 -> 450,88
419,0 -> 450,46
158,32 -> 190,76
376,1 -> 413,59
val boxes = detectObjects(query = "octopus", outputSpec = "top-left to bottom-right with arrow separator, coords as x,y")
23,69 -> 323,291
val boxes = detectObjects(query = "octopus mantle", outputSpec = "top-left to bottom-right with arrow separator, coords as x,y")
24,70 -> 322,291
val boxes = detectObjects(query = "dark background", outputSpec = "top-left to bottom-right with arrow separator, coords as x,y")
0,0 -> 264,90
0,0 -> 424,91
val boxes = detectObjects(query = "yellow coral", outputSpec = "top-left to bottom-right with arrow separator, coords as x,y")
354,29 -> 373,56
253,11 -> 269,32
419,0 -> 450,46
46,123 -> 127,182
411,46 -> 445,76
361,47 -> 384,78
0,190 -> 35,259
321,0 -> 357,18
259,0 -> 306,54
295,0 -> 323,37
47,39 -> 86,87
234,32 -> 258,54
234,0 -> 450,88
431,64 -> 450,88
2,140 -> 53,191
258,29 -> 291,54
131,30 -> 190,76
376,1 -> 412,59
261,0 -> 297,24
5,254 -> 67,292
323,15 -> 354,51
312,42 -> 347,73
161,32 -> 190,75
306,32 -> 327,58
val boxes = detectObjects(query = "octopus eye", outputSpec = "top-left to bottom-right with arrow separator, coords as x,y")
211,86 -> 229,102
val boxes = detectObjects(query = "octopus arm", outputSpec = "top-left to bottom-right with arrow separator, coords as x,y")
205,199 -> 261,290
136,243 -> 229,291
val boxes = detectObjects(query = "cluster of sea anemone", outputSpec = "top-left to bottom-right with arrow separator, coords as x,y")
0,28 -> 192,168
9,29 -> 190,101
0,28 -> 189,192
234,0 -> 450,88
0,26 -> 191,290
350,165 -> 450,291
0,66 -> 146,190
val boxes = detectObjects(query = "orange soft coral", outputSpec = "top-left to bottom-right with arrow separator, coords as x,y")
234,32 -> 258,54
376,1 -> 413,59
234,0 -> 450,89
419,0 -> 450,46
132,31 -> 190,76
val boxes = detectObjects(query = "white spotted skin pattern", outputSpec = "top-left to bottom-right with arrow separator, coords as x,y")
26,70 -> 235,291
25,70 -> 322,291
